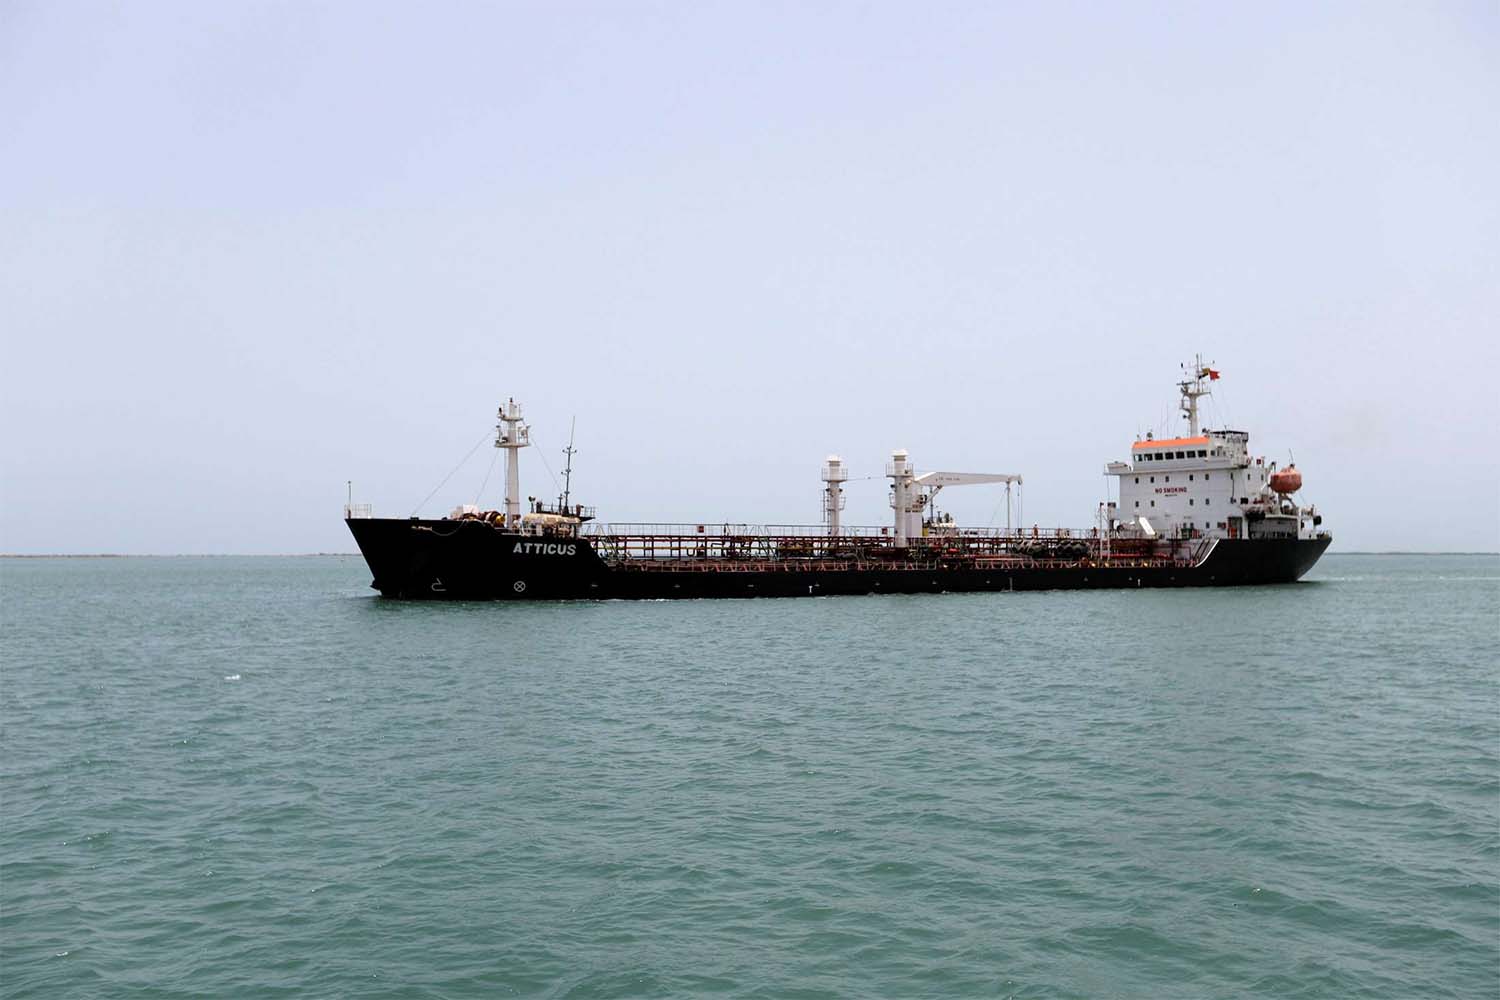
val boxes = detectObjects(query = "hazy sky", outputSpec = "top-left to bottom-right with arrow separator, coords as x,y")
3,2 -> 1496,554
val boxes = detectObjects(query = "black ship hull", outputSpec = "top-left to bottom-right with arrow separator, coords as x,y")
347,518 -> 1332,601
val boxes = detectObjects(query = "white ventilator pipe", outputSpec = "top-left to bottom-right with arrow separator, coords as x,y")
821,455 -> 848,536
887,449 -> 919,546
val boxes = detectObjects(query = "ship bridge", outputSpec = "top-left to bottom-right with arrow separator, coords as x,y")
1105,359 -> 1321,542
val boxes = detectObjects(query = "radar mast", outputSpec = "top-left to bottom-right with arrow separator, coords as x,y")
561,417 -> 577,511
1178,354 -> 1219,436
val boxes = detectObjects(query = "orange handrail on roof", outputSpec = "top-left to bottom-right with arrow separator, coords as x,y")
1131,436 -> 1210,450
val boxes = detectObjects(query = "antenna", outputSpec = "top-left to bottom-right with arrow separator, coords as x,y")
561,417 -> 577,509
1178,353 -> 1218,436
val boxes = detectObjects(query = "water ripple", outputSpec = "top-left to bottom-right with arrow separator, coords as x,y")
1,553 -> 1496,998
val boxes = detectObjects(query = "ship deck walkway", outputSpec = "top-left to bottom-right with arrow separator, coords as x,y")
584,532 -> 1212,573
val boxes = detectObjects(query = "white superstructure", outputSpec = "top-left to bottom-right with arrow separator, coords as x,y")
1105,358 -> 1321,542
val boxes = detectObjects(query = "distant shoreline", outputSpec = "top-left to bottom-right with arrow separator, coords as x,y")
2,551 -> 1496,559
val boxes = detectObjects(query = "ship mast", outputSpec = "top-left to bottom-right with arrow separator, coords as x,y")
1178,354 -> 1217,436
494,398 -> 530,530
561,417 -> 577,511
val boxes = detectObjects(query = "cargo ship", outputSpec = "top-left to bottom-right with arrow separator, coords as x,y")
346,358 -> 1330,600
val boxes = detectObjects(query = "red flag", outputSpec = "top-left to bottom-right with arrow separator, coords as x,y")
1204,368 -> 1220,380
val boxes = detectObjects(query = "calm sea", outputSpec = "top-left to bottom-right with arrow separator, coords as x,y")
2,553 -> 1496,998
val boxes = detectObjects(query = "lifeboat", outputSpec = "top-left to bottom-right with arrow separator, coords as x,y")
1269,465 -> 1302,494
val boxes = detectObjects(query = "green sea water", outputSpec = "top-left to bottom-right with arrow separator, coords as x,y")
2,553 -> 1497,998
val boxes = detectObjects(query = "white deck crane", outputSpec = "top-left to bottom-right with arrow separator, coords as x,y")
886,450 -> 1022,545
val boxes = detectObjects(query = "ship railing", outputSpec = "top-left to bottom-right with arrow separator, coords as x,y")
582,529 -> 1188,566
582,522 -> 1109,541
344,503 -> 374,519
591,530 -> 1110,563
531,502 -> 597,519
582,522 -> 889,538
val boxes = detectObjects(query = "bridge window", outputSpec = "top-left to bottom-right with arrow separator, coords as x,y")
1176,451 -> 1185,459
1198,450 -> 1207,457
